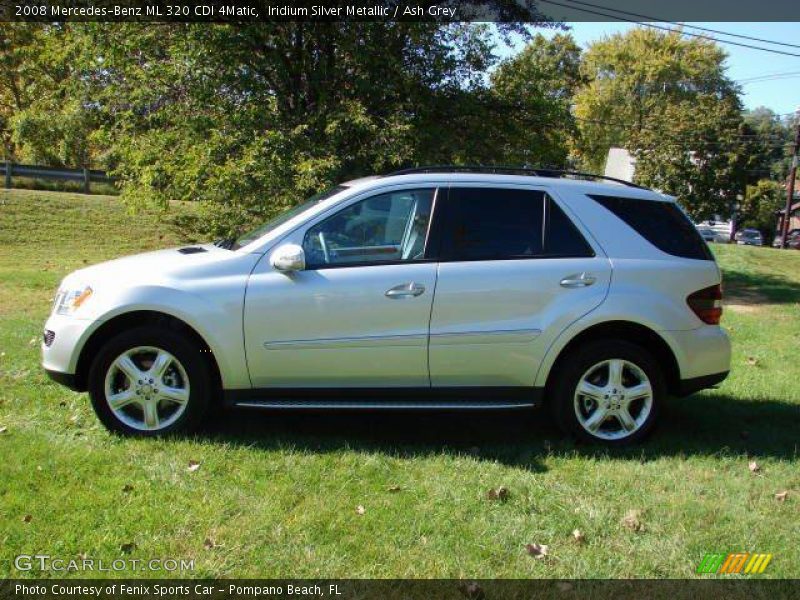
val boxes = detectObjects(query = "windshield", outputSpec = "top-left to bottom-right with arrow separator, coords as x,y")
232,185 -> 348,250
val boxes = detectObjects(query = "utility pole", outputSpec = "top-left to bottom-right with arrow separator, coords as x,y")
781,108 -> 800,248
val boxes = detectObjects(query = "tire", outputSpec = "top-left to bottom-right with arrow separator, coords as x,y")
550,340 -> 664,446
88,326 -> 212,436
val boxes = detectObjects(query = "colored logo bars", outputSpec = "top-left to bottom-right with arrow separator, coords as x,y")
697,552 -> 773,574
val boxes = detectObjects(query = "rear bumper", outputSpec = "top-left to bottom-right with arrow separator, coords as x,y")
667,326 -> 731,382
677,371 -> 729,397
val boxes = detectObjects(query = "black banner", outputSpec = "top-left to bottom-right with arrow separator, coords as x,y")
2,580 -> 800,600
2,0 -> 800,22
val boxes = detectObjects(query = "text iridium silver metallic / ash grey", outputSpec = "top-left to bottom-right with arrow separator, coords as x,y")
42,168 -> 730,445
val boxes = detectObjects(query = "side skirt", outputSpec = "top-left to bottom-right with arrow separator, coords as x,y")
223,387 -> 543,411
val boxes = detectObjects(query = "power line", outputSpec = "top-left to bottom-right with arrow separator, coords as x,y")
739,73 -> 800,85
559,0 -> 800,50
538,0 -> 800,59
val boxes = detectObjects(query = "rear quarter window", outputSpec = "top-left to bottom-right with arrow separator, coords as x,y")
588,194 -> 713,260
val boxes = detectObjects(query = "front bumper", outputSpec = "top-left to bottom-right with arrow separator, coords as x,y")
41,313 -> 99,391
44,369 -> 81,391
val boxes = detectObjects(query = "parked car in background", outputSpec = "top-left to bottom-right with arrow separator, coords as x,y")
697,227 -> 720,243
772,229 -> 800,249
42,167 -> 731,446
694,219 -> 732,243
735,228 -> 763,246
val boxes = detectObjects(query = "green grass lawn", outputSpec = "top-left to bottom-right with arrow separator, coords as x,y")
1,189 -> 798,579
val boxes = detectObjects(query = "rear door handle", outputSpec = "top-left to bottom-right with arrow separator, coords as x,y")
385,282 -> 426,299
560,272 -> 596,288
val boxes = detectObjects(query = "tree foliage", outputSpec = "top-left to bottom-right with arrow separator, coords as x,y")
1,21 -> 792,235
75,22 -> 564,236
489,33 -> 584,167
740,179 -> 785,237
574,27 -> 745,219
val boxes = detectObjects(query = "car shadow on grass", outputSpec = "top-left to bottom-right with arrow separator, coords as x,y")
723,269 -> 800,305
194,391 -> 800,469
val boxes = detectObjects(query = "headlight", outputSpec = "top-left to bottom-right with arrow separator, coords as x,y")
53,285 -> 93,316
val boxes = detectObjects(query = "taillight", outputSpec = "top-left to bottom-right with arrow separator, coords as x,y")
687,284 -> 723,325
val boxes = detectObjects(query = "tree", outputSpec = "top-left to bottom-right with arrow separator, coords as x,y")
489,33 -> 584,167
574,27 -> 744,219
740,107 -> 793,183
69,21 -> 553,236
739,179 -> 784,238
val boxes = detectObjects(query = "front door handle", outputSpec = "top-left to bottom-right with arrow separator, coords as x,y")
560,272 -> 597,288
385,282 -> 426,299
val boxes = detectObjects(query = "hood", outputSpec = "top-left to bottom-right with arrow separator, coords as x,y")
61,244 -> 248,289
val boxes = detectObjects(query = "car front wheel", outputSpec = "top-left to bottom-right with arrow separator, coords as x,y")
551,340 -> 663,445
88,326 -> 211,436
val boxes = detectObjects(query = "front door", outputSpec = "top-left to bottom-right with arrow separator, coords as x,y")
243,187 -> 438,388
428,185 -> 612,387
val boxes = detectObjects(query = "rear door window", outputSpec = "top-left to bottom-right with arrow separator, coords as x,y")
439,187 -> 593,261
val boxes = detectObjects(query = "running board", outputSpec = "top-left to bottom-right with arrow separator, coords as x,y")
234,399 -> 536,410
224,387 -> 543,410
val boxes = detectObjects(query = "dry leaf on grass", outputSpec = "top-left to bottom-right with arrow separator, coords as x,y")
749,460 -> 761,473
22,514 -> 32,523
203,538 -> 218,550
120,543 -> 136,554
621,509 -> 644,532
0,426 -> 7,434
386,485 -> 401,493
487,486 -> 509,502
122,484 -> 134,493
572,529 -> 586,544
187,460 -> 201,472
745,356 -> 759,367
355,505 -> 366,515
524,543 -> 549,559
775,491 -> 789,502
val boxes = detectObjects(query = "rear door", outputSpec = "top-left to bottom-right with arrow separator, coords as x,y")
428,184 -> 612,387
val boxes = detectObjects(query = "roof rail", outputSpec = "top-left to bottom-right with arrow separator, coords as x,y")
386,165 -> 646,189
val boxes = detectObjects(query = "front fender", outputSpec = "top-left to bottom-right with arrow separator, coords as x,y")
72,285 -> 249,389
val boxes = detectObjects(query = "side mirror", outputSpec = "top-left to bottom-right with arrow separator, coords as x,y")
270,243 -> 305,273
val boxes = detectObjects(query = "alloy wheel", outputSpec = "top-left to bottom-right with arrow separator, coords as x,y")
573,358 -> 653,441
103,346 -> 190,431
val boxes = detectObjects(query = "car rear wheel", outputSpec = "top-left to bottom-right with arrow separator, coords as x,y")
88,326 -> 211,436
551,340 -> 663,445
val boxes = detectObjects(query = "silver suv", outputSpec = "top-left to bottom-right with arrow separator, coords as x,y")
42,168 -> 730,445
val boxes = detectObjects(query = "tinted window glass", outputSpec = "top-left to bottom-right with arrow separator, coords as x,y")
303,189 -> 434,268
544,198 -> 594,257
442,188 -> 545,260
588,194 -> 712,260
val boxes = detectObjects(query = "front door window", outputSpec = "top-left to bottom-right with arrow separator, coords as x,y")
303,189 -> 435,268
